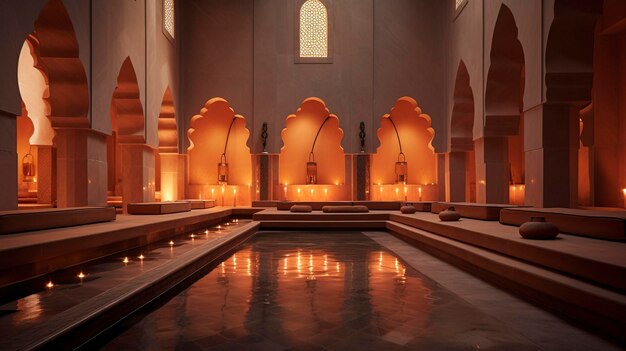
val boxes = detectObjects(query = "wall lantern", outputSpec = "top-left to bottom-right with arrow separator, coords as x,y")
218,116 -> 242,185
22,148 -> 35,182
387,117 -> 407,184
307,116 -> 332,184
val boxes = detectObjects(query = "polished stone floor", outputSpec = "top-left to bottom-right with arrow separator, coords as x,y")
101,231 -> 569,350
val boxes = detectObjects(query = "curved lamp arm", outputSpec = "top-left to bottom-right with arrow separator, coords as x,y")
386,116 -> 404,158
309,116 -> 332,162
221,116 -> 241,162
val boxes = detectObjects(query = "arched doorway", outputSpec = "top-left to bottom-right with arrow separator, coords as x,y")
481,4 -> 525,204
536,0 -> 601,207
448,61 -> 475,202
156,86 -> 183,202
108,57 -> 153,213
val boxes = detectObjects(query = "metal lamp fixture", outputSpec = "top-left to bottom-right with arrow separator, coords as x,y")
218,116 -> 240,185
22,147 -> 35,182
307,116 -> 332,185
387,117 -> 407,184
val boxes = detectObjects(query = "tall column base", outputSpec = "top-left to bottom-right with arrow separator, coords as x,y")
475,137 -> 509,204
159,153 -> 185,201
121,143 -> 155,212
0,110 -> 17,210
55,128 -> 107,208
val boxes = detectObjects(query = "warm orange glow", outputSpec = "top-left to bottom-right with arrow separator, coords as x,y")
46,281 -> 54,289
77,272 -> 85,280
138,254 -> 145,260
122,257 -> 129,264
279,98 -> 345,188
509,184 -> 526,205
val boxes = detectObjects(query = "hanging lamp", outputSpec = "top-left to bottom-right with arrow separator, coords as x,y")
218,116 -> 240,185
22,146 -> 35,182
307,116 -> 332,185
387,117 -> 407,184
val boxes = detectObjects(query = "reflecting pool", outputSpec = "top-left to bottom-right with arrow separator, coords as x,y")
102,232 -> 538,350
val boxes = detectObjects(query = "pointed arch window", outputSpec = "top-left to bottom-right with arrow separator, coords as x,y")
295,0 -> 333,63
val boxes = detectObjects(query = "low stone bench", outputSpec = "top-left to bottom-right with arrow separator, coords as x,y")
0,207 -> 116,234
183,199 -> 216,210
353,201 -> 402,210
277,201 -> 351,211
322,205 -> 369,213
500,207 -> 626,241
431,202 -> 517,221
127,201 -> 192,215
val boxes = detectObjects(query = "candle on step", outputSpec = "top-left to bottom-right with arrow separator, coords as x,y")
284,185 -> 288,200
211,188 -> 215,200
395,187 -> 399,200
297,187 -> 301,201
221,186 -> 225,206
379,186 -> 383,201
310,187 -> 314,201
623,188 -> 626,208
324,188 -> 328,201
233,187 -> 237,207
404,186 -> 408,201
418,186 -> 422,201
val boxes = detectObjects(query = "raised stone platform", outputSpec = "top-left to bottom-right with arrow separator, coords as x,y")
500,207 -> 626,241
431,201 -> 517,220
127,201 -> 192,215
0,207 -> 116,235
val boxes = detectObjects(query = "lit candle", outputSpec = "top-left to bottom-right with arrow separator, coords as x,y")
233,187 -> 237,207
211,188 -> 215,200
78,271 -> 85,283
46,281 -> 54,290
623,189 -> 626,208
324,188 -> 328,201
221,186 -> 225,206
418,186 -> 422,201
123,257 -> 129,264
404,186 -> 408,202
284,185 -> 288,200
379,186 -> 383,201
297,187 -> 301,201
395,187 -> 399,200
310,187 -> 314,201
138,254 -> 145,260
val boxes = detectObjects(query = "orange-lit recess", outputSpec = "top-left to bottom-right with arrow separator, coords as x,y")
157,86 -> 183,202
371,97 -> 437,201
509,184 -> 526,206
187,98 -> 252,205
279,98 -> 346,200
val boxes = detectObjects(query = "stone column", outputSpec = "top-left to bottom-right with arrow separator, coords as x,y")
447,151 -> 467,202
524,104 -> 579,207
436,153 -> 446,201
475,137 -> 509,204
0,110 -> 17,210
354,153 -> 370,201
121,143 -> 155,212
55,129 -> 107,208
36,145 -> 56,205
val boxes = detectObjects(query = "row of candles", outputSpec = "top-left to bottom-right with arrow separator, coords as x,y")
45,219 -> 240,290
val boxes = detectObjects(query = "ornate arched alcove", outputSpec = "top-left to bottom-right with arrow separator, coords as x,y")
187,98 -> 252,206
279,97 -> 345,200
371,97 -> 436,201
156,86 -> 182,202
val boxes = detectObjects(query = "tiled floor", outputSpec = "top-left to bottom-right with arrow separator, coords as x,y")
99,231 -> 603,351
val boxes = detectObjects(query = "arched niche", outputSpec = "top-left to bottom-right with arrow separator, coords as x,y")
279,97 -> 345,188
449,61 -> 476,203
371,97 -> 436,201
32,0 -> 89,128
156,86 -> 182,202
187,98 -> 252,205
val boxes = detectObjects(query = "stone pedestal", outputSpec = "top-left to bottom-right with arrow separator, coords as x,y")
121,143 -> 155,212
354,154 -> 370,201
54,128 -> 107,208
0,110 -> 17,210
524,104 -> 579,207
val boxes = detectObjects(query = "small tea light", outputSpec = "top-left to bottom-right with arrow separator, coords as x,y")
190,234 -> 195,239
46,281 -> 54,289
138,254 -> 145,260
204,229 -> 209,234
169,240 -> 174,246
77,272 -> 85,279
216,225 -> 222,230
123,257 -> 129,264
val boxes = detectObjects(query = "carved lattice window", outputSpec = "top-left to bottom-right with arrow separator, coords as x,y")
163,0 -> 175,43
299,0 -> 328,58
